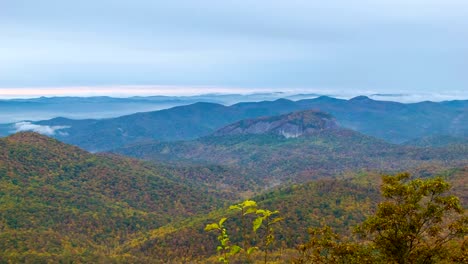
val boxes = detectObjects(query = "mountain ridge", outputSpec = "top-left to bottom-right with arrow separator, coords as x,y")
3,96 -> 467,150
113,110 -> 467,186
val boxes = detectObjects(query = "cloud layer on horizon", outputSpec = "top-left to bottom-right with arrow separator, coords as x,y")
1,0 -> 467,94
0,87 -> 466,103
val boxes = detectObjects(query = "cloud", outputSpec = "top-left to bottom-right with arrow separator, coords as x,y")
367,92 -> 468,103
13,122 -> 70,136
0,1 -> 467,92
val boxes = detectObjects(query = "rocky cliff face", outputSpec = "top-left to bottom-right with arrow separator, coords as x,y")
213,110 -> 339,138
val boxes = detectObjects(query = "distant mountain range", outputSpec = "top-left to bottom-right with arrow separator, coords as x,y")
1,96 -> 466,151
0,93 -> 323,123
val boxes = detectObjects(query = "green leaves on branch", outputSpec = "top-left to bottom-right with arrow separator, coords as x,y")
206,173 -> 466,263
229,199 -> 258,215
204,217 -> 235,263
205,199 -> 282,263
296,172 -> 467,263
357,172 -> 467,264
254,209 -> 283,263
252,217 -> 263,233
204,217 -> 226,232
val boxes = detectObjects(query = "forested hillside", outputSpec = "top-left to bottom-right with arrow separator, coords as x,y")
113,110 -> 468,186
0,132 -> 223,262
2,0 -> 468,262
116,168 -> 467,263
0,132 -> 466,262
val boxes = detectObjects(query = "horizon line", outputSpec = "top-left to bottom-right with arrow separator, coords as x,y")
0,85 -> 467,103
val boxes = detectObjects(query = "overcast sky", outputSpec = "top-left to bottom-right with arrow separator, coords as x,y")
0,0 -> 467,98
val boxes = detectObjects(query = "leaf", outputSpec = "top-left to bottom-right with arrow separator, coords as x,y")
229,205 -> 241,211
221,238 -> 229,246
256,209 -> 266,215
229,245 -> 241,255
205,223 -> 219,231
247,246 -> 258,255
271,217 -> 283,224
253,217 -> 263,232
242,200 -> 257,208
244,207 -> 257,215
219,217 -> 227,226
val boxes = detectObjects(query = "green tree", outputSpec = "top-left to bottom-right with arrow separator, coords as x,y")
253,208 -> 282,264
205,217 -> 241,263
229,199 -> 259,262
205,200 -> 282,263
357,172 -> 467,264
294,225 -> 377,264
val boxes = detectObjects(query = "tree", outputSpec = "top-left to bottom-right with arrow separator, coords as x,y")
294,225 -> 377,264
205,217 -> 241,263
205,200 -> 282,263
254,208 -> 282,264
357,172 -> 467,264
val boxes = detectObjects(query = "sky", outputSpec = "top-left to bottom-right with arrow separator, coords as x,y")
0,0 -> 467,99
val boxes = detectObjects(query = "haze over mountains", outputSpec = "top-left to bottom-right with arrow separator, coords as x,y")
0,93 -> 322,123
1,92 -> 465,123
1,95 -> 466,151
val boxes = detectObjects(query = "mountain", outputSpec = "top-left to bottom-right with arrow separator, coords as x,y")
113,110 -> 468,186
0,132 -> 223,262
4,96 -> 467,151
16,100 -> 301,151
213,110 -> 338,138
0,93 -> 324,123
0,96 -> 186,123
295,96 -> 468,143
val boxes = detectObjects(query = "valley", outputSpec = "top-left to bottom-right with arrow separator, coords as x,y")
0,99 -> 467,262
3,1 -> 468,262
113,110 -> 467,188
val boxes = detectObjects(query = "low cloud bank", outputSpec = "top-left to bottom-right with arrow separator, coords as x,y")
14,122 -> 70,136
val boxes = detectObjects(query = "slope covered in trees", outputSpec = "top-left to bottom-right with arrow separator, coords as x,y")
0,132 -> 465,262
0,132 -> 223,262
117,168 -> 467,263
113,110 -> 468,187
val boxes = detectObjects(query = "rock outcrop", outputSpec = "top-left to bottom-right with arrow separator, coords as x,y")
213,110 -> 339,138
